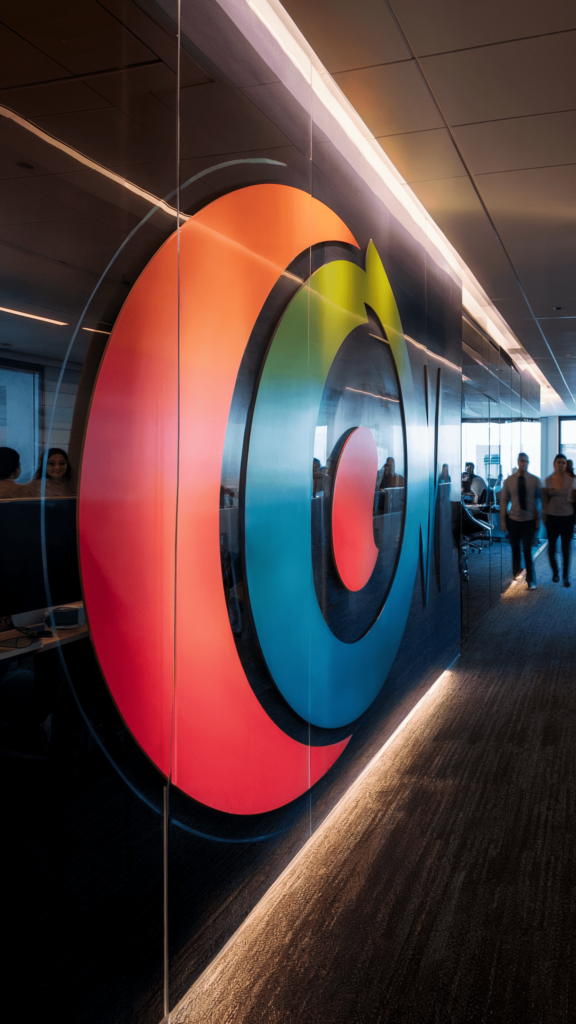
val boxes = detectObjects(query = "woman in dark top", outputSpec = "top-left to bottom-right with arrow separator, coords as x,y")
542,454 -> 575,586
26,448 -> 75,498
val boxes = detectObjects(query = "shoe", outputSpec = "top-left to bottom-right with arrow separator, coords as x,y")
528,582 -> 537,590
553,573 -> 560,582
564,579 -> 571,588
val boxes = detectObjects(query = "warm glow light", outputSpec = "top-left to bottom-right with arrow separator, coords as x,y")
1,104 -> 187,221
176,663 -> 457,1012
0,304 -> 68,325
81,327 -> 111,335
243,0 -> 566,411
345,386 -> 399,402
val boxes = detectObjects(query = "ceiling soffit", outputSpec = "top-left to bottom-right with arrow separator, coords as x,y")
281,0 -> 576,413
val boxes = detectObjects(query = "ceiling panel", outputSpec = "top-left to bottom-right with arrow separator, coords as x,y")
0,178 -> 82,227
477,165 -> 576,311
379,127 -> 465,181
333,62 -> 443,137
539,318 -> 576,352
0,79 -> 113,118
0,119 -> 85,178
174,83 -> 290,159
453,110 -> 576,175
421,31 -> 576,125
281,0 -> 409,72
391,0 -> 576,56
408,175 -> 523,299
1,1 -> 157,77
0,23 -> 67,89
31,107 -> 164,166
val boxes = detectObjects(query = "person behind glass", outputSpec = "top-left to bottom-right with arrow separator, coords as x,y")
499,452 -> 541,590
26,447 -> 75,497
381,456 -> 404,488
567,459 -> 576,536
464,462 -> 486,502
541,454 -> 575,587
461,472 -> 477,503
0,447 -> 24,498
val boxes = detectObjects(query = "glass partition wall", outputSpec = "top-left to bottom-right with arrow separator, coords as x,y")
2,2 -> 463,1020
0,3 -> 180,1020
461,317 -> 541,639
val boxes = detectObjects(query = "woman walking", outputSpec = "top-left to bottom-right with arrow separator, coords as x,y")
542,454 -> 575,586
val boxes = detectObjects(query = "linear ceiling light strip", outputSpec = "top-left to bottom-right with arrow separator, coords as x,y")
244,0 -> 563,408
0,304 -> 67,325
0,104 -> 186,221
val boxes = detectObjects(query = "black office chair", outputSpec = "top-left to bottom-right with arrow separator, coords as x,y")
460,501 -> 494,580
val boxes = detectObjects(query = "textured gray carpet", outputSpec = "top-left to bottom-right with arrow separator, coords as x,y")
175,554 -> 576,1024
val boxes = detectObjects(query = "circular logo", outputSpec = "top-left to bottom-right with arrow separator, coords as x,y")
79,184 -> 425,815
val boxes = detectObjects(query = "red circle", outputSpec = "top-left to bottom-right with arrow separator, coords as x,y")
332,427 -> 379,591
79,185 -> 357,813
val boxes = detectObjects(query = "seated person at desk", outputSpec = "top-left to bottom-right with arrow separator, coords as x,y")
461,472 -> 477,503
379,456 -> 404,489
464,462 -> 486,502
26,448 -> 75,498
0,447 -> 29,499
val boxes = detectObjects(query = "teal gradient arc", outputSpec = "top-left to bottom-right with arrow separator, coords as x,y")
245,245 -> 428,729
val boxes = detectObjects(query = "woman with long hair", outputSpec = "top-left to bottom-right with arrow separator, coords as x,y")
26,448 -> 75,498
0,446 -> 23,498
542,453 -> 575,586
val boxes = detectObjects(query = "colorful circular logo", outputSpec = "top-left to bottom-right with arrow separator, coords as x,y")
79,184 -> 425,815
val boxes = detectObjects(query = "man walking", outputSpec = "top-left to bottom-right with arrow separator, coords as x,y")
500,453 -> 541,590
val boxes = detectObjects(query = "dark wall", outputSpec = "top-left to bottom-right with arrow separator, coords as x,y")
1,1 -> 461,1020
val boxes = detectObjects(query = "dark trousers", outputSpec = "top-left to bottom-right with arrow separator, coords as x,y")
507,517 -> 537,583
546,514 -> 573,578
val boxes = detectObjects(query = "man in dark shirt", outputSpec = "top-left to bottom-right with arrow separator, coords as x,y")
499,453 -> 541,589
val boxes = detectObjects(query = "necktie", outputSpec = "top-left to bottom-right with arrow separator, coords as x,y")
518,473 -> 527,511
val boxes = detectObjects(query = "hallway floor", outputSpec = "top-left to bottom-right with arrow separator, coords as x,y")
175,550 -> 576,1024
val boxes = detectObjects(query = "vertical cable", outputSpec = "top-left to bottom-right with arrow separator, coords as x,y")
163,782 -> 169,1020
165,3 -> 182,1018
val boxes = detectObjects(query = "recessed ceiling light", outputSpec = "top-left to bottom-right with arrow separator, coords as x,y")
0,342 -> 13,348
0,305 -> 68,325
81,327 -> 111,335
17,161 -> 34,170
554,306 -> 563,310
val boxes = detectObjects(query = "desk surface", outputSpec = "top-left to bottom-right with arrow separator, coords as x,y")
0,623 -> 88,662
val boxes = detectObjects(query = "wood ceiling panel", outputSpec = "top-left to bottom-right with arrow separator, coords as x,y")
333,62 -> 443,137
453,111 -> 576,175
281,0 -> 409,72
420,31 -> 576,125
379,128 -> 465,182
391,0 -> 576,56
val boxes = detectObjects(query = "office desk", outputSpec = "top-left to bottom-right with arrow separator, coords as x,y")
0,623 -> 88,662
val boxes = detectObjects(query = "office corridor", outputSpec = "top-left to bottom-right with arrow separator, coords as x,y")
175,551 -> 576,1024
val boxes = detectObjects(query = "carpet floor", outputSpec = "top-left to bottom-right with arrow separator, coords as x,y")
174,551 -> 576,1024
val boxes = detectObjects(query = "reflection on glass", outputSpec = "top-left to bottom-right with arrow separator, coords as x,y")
311,322 -> 406,643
